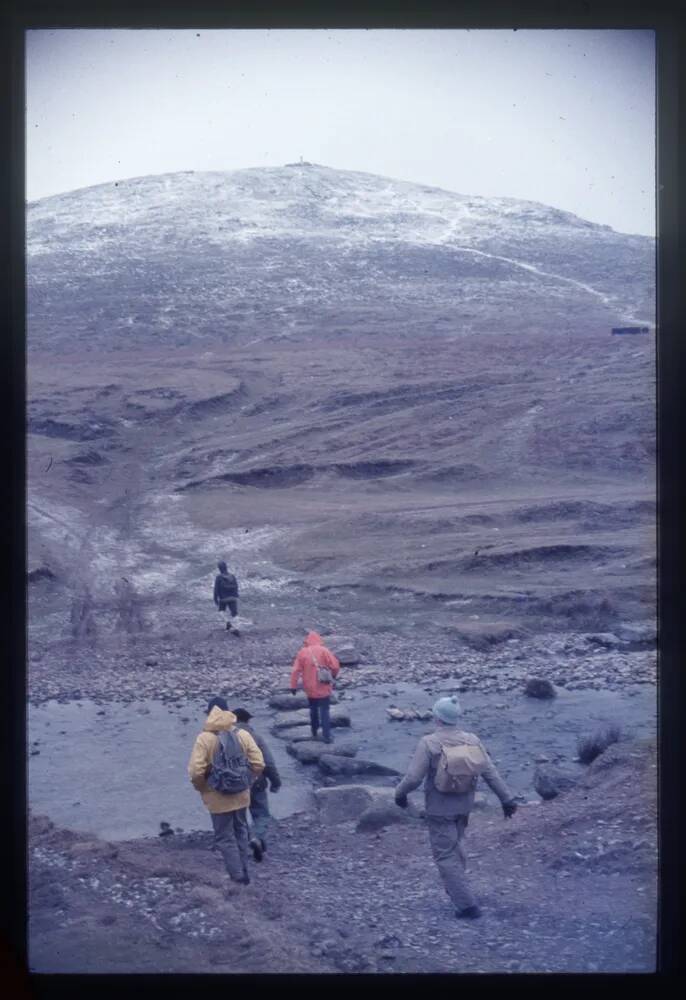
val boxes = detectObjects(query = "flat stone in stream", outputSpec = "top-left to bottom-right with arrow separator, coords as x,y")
272,707 -> 351,731
317,755 -> 400,777
269,692 -> 338,711
287,740 -> 359,764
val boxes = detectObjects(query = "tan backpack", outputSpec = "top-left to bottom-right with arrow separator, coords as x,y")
433,741 -> 488,794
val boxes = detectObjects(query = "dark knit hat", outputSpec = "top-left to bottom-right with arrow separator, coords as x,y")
206,696 -> 229,714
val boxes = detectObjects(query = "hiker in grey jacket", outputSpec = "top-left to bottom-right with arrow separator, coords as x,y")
394,695 -> 517,919
233,708 -> 282,862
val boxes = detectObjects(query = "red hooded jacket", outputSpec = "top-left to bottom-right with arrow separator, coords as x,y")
290,631 -> 341,699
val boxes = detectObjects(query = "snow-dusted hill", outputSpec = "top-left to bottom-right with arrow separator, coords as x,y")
27,164 -> 654,353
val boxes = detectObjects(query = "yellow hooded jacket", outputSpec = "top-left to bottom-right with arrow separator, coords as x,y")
188,706 -> 265,814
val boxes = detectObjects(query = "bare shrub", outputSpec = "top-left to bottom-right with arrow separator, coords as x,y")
114,576 -> 146,634
69,586 -> 97,642
577,724 -> 622,765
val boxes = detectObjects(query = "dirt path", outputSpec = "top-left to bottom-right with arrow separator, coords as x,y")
29,738 -> 657,974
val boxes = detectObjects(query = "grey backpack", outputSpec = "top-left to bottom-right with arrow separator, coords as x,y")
207,730 -> 250,795
313,654 -> 334,685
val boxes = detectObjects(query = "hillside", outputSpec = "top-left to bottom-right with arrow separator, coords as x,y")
27,164 -> 654,354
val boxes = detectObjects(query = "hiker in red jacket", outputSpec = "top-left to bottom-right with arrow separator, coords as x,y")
290,631 -> 340,743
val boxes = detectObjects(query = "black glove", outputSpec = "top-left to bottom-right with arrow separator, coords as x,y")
502,800 -> 517,819
394,792 -> 408,809
270,781 -> 281,793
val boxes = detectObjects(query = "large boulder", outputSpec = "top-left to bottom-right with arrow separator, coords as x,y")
272,707 -> 351,731
314,785 -> 421,827
355,800 -> 419,833
318,755 -> 400,777
321,634 -> 361,666
524,677 -> 556,699
287,740 -> 360,764
533,765 -> 578,801
269,691 -> 338,711
314,785 -> 376,824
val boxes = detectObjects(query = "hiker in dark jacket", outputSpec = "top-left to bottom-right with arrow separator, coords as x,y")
233,707 -> 282,862
213,561 -> 239,631
394,696 -> 517,920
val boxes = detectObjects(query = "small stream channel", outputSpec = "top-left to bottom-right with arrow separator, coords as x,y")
29,682 -> 656,842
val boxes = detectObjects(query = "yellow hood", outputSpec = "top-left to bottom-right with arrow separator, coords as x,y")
203,706 -> 237,732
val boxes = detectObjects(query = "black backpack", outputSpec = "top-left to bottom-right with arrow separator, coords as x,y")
207,730 -> 250,795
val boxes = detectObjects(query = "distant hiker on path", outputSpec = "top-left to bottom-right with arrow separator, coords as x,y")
187,697 -> 264,891
233,707 -> 282,863
290,631 -> 340,744
213,561 -> 239,632
394,695 -> 517,920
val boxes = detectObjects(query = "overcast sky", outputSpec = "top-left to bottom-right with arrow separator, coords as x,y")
26,28 -> 655,236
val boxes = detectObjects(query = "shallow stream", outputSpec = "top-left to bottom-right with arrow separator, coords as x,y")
29,682 -> 656,842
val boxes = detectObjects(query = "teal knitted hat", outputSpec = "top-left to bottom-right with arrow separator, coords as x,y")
432,696 -> 462,724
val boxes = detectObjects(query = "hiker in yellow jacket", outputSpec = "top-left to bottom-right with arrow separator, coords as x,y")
188,697 -> 264,887
394,696 -> 517,919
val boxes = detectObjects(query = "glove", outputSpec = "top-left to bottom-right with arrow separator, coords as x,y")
502,800 -> 517,819
270,781 -> 281,793
394,792 -> 408,809
291,689 -> 297,696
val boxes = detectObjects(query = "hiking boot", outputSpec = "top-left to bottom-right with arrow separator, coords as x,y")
225,621 -> 232,631
456,905 -> 482,920
322,736 -> 333,745
249,838 -> 264,863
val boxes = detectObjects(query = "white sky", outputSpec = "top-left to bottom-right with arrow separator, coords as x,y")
26,28 -> 655,236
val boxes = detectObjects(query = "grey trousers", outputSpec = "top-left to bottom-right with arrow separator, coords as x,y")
426,813 -> 478,911
210,808 -> 249,881
249,781 -> 271,844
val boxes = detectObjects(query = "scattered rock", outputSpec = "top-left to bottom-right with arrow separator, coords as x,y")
144,657 -> 158,667
524,677 -> 556,699
614,623 -> 657,646
68,840 -> 119,860
533,765 -> 578,800
443,622 -> 525,650
386,706 -> 433,721
187,885 -> 224,908
585,633 -> 621,649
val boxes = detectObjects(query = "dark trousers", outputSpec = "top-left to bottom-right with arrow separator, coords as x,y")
249,778 -> 271,845
218,598 -> 238,616
210,808 -> 249,881
308,696 -> 331,740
